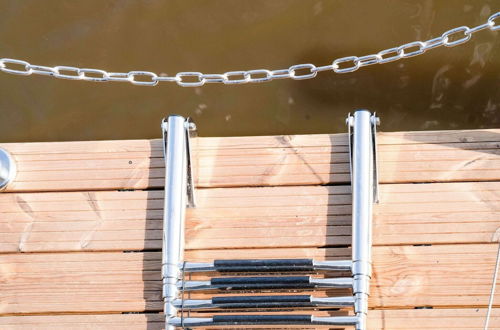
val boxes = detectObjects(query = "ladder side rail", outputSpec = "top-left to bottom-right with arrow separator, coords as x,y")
350,110 -> 376,330
162,116 -> 189,330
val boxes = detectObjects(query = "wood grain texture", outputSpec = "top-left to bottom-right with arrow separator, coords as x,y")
0,182 -> 498,252
1,309 -> 499,329
1,128 -> 499,328
1,129 -> 498,191
1,244 -> 499,314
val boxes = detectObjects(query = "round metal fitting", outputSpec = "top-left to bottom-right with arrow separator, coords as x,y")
0,148 -> 16,190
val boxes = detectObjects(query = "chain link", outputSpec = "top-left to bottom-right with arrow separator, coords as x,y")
0,12 -> 498,87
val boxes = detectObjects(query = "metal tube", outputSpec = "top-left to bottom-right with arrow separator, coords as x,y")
169,315 -> 360,327
162,115 -> 189,330
311,316 -> 359,326
178,276 -> 353,291
350,110 -> 375,330
181,259 -> 352,273
172,295 -> 355,310
181,262 -> 216,272
313,260 -> 352,271
309,277 -> 353,288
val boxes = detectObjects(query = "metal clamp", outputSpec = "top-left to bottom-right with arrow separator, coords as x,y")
347,111 -> 380,203
0,148 -> 16,191
161,116 -> 197,208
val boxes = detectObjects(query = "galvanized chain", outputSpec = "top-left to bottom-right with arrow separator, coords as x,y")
0,12 -> 499,87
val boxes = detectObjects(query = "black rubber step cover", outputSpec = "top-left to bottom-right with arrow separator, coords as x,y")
210,276 -> 312,290
212,295 -> 312,308
213,259 -> 314,272
213,314 -> 312,325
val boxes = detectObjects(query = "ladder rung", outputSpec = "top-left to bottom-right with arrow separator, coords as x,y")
173,295 -> 355,309
182,259 -> 352,273
178,276 -> 353,291
169,315 -> 359,327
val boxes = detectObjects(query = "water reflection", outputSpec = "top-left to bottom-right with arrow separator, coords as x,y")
0,0 -> 498,142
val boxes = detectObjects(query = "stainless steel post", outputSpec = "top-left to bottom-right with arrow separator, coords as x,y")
162,115 -> 189,330
349,110 -> 376,330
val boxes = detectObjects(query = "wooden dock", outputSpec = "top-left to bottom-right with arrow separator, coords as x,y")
0,128 -> 499,329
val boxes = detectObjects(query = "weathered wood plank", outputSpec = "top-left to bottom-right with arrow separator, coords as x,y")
1,129 -> 498,191
0,308 -> 498,329
0,182 -> 498,252
1,244 -> 499,314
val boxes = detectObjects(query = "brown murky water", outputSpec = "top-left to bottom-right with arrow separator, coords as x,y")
0,1 -> 499,142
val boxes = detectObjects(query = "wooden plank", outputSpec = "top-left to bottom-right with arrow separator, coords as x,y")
1,308 -> 499,329
1,244 -> 499,314
0,129 -> 498,328
3,129 -> 499,154
0,129 -> 498,191
0,182 -> 498,252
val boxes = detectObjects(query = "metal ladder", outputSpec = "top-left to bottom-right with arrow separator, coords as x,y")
161,110 -> 379,329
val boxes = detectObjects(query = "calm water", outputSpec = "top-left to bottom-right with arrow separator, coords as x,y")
0,0 -> 499,142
